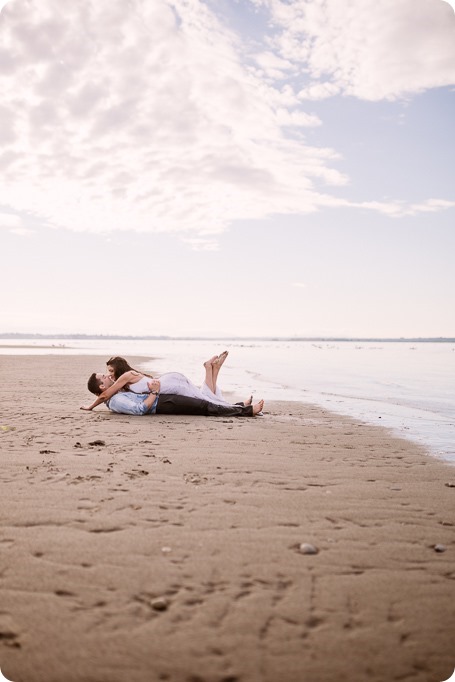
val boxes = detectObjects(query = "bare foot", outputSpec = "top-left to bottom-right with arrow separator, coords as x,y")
204,356 -> 218,370
252,399 -> 264,416
213,350 -> 229,368
243,395 -> 253,406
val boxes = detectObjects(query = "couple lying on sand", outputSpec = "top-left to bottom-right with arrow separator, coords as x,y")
81,352 -> 264,418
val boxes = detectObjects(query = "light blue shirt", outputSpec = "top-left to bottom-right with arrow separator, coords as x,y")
106,392 -> 158,415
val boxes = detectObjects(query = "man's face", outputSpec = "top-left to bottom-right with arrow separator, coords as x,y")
97,373 -> 114,391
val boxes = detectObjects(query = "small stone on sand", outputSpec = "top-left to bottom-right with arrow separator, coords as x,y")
151,597 -> 169,611
434,544 -> 447,553
299,543 -> 319,555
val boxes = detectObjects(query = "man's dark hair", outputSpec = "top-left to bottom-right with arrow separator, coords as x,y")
87,373 -> 102,396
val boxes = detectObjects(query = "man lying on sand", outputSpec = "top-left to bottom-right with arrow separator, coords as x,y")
83,387 -> 264,418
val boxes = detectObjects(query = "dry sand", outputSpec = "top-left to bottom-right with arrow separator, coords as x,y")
0,354 -> 454,682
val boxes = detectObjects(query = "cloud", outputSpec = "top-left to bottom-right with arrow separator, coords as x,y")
297,81 -> 341,101
353,198 -> 455,217
254,0 -> 455,101
0,0 -> 346,238
252,50 -> 294,79
0,211 -> 34,234
9,227 -> 34,236
0,0 -> 453,243
407,198 -> 455,214
0,212 -> 22,228
182,237 -> 220,251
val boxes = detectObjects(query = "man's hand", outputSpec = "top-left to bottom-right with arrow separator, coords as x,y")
80,405 -> 93,411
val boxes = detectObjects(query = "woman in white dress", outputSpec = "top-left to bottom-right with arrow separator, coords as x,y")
82,352 -> 252,412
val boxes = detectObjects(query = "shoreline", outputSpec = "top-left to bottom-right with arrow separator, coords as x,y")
1,342 -> 453,465
0,354 -> 454,682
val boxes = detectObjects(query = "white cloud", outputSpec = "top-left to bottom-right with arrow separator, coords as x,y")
407,198 -> 455,214
255,0 -> 455,101
298,81 -> 341,101
0,0 -> 453,244
182,237 -> 220,251
354,198 -> 455,217
0,212 -> 22,228
0,212 -> 33,234
10,227 -> 35,236
252,50 -> 294,79
276,107 -> 322,127
0,0 -> 341,239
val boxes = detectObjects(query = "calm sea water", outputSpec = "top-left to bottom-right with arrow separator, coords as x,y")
1,339 -> 454,464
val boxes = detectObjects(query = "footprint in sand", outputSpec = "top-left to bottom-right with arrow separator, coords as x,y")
0,614 -> 21,650
184,473 -> 208,485
124,469 -> 149,479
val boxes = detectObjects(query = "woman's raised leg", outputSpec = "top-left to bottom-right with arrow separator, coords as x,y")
212,351 -> 252,405
203,356 -> 218,393
212,350 -> 228,392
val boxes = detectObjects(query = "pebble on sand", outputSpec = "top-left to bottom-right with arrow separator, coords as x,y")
434,544 -> 447,553
299,543 -> 319,555
151,597 -> 169,611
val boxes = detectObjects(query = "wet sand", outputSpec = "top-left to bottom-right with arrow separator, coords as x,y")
0,354 -> 454,682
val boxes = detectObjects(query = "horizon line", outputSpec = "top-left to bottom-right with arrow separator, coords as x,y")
1,333 -> 454,343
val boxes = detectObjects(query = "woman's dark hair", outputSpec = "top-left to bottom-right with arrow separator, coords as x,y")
106,356 -> 133,379
87,373 -> 102,395
106,356 -> 153,380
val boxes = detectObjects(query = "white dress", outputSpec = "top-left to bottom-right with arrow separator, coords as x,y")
126,373 -> 232,406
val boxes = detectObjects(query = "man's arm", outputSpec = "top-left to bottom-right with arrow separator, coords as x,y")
80,395 -> 108,411
107,391 -> 158,415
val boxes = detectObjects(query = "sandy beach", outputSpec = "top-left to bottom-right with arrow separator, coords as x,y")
0,354 -> 454,682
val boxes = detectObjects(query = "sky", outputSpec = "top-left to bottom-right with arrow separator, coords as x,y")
0,0 -> 454,338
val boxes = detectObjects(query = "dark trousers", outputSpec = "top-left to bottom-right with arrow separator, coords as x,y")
155,394 -> 253,417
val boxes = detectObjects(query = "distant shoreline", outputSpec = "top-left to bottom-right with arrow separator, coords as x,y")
1,333 -> 454,343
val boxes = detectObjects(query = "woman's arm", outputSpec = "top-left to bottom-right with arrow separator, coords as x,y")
80,371 -> 137,411
99,371 -> 137,401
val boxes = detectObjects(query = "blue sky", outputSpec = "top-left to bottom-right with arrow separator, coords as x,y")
0,0 -> 454,337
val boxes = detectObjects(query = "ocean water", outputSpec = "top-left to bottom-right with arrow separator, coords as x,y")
1,338 -> 454,464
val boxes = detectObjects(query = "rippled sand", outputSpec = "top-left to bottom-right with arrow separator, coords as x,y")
0,355 -> 454,682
